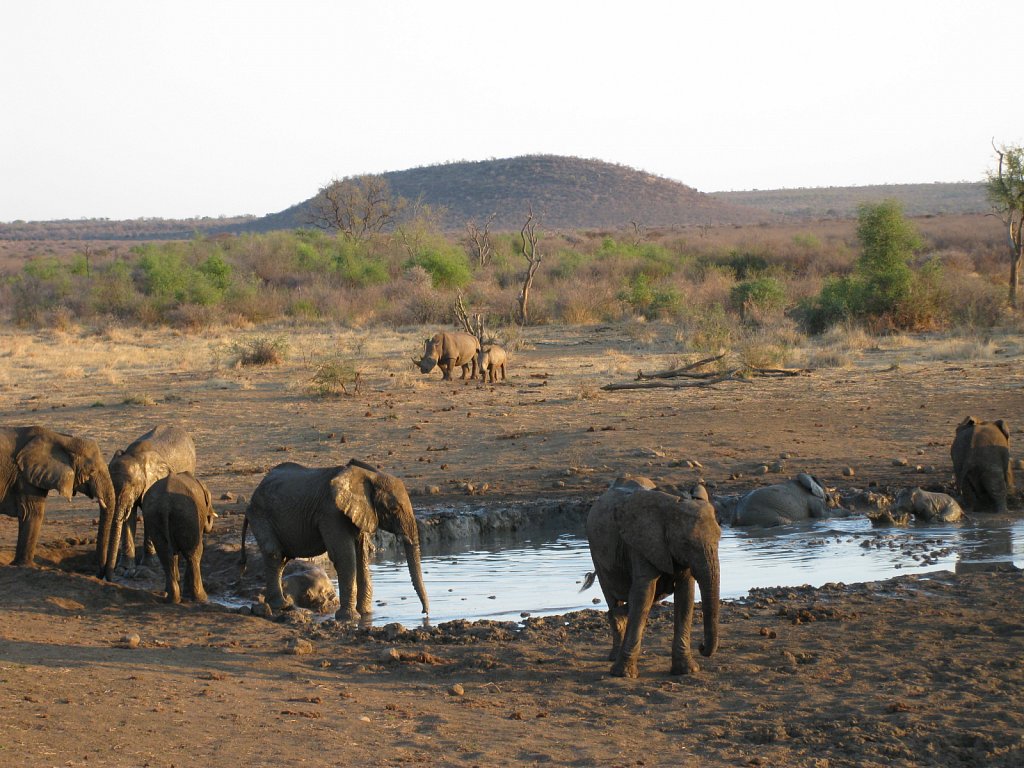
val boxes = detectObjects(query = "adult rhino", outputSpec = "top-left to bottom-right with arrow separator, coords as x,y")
413,331 -> 480,380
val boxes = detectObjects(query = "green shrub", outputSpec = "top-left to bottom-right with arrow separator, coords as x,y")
230,335 -> 289,366
619,273 -> 682,318
309,358 -> 360,396
731,277 -> 786,316
407,245 -> 472,289
332,239 -> 389,287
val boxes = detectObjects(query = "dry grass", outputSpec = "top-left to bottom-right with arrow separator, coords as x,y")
920,338 -> 1000,361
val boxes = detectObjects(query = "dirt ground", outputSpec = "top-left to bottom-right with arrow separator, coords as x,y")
0,322 -> 1022,767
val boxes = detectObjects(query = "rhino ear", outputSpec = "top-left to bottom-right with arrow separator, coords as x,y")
17,437 -> 76,499
995,419 -> 1010,440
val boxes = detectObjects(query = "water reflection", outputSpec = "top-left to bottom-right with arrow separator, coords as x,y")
364,517 -> 1024,626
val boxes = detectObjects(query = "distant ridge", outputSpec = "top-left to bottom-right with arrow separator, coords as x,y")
250,155 -> 767,233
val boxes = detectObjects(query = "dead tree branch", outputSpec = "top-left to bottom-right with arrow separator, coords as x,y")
516,207 -> 542,325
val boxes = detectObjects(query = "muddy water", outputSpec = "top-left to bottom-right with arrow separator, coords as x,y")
366,517 -> 1024,626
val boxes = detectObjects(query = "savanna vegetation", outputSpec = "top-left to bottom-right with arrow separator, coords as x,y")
0,202 -> 1014,365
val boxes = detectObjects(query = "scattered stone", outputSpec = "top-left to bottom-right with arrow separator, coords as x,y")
220,492 -> 237,502
118,633 -> 141,649
378,648 -> 402,664
382,623 -> 406,641
842,467 -> 856,477
753,464 -> 769,475
424,485 -> 441,496
891,458 -> 908,467
1015,459 -> 1024,471
285,638 -> 314,656
769,460 -> 786,473
448,683 -> 465,696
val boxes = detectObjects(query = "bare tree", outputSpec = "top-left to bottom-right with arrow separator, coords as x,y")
454,291 -> 485,345
629,220 -> 647,247
986,141 -> 1024,308
308,175 -> 405,240
465,212 -> 497,267
516,208 -> 542,325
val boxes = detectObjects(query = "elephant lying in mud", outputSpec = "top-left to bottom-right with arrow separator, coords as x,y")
242,459 -> 428,622
893,487 -> 964,523
951,416 -> 1013,514
99,424 -> 196,580
282,560 -> 340,613
0,426 -> 116,566
585,476 -> 720,678
731,474 -> 833,527
141,472 -> 216,603
413,332 -> 480,380
477,344 -> 507,383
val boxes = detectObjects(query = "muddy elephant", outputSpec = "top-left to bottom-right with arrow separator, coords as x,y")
894,487 -> 964,523
413,331 -> 480,380
477,344 -> 507,383
282,560 -> 340,613
241,459 -> 429,622
0,426 -> 115,567
99,424 -> 196,580
141,472 -> 216,603
951,416 -> 1013,514
731,473 -> 831,527
585,476 -> 721,678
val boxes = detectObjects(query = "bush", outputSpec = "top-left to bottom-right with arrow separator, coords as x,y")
407,245 -> 472,289
309,358 -> 360,396
730,277 -> 786,317
230,335 -> 289,366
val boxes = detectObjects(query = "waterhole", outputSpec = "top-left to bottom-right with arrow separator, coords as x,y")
365,517 -> 1024,626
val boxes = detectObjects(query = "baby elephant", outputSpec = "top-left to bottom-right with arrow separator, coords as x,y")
477,344 -> 507,383
893,487 -> 963,523
141,472 -> 216,603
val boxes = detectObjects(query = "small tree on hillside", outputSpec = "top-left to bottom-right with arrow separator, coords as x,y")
308,175 -> 405,240
465,212 -> 497,267
985,142 -> 1024,308
854,198 -> 921,317
516,207 -> 542,325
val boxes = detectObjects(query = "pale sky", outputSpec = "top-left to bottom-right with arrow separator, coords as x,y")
1,1 -> 1020,222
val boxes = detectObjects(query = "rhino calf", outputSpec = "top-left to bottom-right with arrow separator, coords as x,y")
894,487 -> 964,523
477,344 -> 507,383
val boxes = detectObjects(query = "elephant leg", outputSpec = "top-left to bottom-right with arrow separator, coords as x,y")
261,548 -> 290,611
184,542 -> 207,603
159,548 -> 181,604
671,569 -> 698,675
355,533 -> 373,617
597,582 -> 627,661
13,496 -> 46,567
611,570 -> 659,679
319,516 -> 360,622
123,507 -> 138,565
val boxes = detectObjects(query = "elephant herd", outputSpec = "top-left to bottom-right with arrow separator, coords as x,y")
0,414 -> 1013,680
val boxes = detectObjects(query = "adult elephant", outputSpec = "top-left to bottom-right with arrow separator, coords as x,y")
241,459 -> 429,622
951,416 -> 1013,513
413,331 -> 480,380
731,473 -> 830,527
0,426 -> 116,566
98,424 -> 196,580
585,477 -> 720,678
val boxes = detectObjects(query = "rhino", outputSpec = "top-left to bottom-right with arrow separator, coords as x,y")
477,344 -> 508,383
413,331 -> 480,380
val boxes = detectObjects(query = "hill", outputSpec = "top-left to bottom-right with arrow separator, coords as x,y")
250,155 -> 767,233
715,181 -> 989,219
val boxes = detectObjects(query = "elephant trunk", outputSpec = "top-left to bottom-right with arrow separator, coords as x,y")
696,549 -> 720,658
101,491 -> 136,580
94,476 -> 117,570
402,537 -> 429,616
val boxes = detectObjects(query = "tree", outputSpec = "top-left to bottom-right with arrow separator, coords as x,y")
985,142 -> 1024,308
465,212 -> 497,267
516,208 -> 542,325
854,198 -> 921,317
308,175 -> 405,240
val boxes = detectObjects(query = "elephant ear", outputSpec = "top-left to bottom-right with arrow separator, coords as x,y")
956,415 -> 980,432
796,473 -> 826,500
995,419 -> 1010,440
329,466 -> 379,535
17,437 -> 76,499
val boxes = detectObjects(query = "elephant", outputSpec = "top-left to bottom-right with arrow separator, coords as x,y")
951,416 -> 1013,514
413,331 -> 480,380
585,476 -> 721,678
99,424 -> 196,580
241,459 -> 429,622
477,344 -> 508,383
0,426 -> 116,567
282,560 -> 340,613
141,471 -> 216,603
731,473 -> 831,527
893,487 -> 964,523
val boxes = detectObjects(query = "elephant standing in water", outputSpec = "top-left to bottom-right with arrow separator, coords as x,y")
242,459 -> 429,622
0,426 -> 115,566
141,471 -> 216,603
99,424 -> 196,580
585,477 -> 721,678
951,416 -> 1013,514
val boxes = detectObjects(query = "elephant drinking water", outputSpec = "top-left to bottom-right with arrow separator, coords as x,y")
242,459 -> 429,622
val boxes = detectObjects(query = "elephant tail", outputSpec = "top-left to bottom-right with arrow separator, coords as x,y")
579,571 -> 597,593
239,515 -> 249,574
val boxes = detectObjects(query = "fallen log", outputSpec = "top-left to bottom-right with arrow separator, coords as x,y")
636,353 -> 726,380
603,370 -> 750,391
